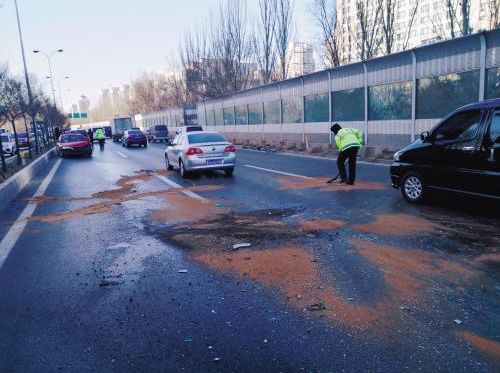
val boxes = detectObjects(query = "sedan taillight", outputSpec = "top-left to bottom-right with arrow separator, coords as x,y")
224,145 -> 236,153
186,147 -> 203,155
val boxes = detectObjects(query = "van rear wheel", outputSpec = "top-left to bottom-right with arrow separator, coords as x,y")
401,172 -> 425,203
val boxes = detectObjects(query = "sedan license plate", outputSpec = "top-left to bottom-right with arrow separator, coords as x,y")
207,159 -> 222,166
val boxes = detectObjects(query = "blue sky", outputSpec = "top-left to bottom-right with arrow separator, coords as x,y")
0,0 -> 315,109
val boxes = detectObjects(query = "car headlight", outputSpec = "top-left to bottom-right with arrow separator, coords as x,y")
393,150 -> 403,161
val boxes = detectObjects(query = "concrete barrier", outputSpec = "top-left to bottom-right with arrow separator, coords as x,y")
0,148 -> 57,213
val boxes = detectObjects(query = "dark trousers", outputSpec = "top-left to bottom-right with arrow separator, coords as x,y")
337,146 -> 359,183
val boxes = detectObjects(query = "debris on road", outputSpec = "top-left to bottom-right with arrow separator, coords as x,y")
177,269 -> 189,273
453,319 -> 463,325
99,280 -> 121,287
214,357 -> 221,362
307,303 -> 327,312
233,243 -> 252,250
215,202 -> 223,207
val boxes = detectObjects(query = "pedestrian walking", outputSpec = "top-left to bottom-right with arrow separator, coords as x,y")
330,123 -> 363,185
87,129 -> 94,145
54,127 -> 61,141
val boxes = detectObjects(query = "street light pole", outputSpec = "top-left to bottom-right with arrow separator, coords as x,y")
14,0 -> 39,154
33,49 -> 63,145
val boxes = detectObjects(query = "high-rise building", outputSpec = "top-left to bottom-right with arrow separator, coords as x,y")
284,42 -> 315,78
78,95 -> 90,113
335,0 -> 496,64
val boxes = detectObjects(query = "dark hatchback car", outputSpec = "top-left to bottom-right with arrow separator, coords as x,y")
391,99 -> 500,203
123,129 -> 147,148
147,125 -> 168,143
57,134 -> 92,157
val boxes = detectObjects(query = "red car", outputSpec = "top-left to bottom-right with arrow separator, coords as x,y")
57,134 -> 92,157
122,129 -> 147,148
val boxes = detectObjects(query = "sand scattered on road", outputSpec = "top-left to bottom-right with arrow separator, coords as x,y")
275,176 -> 387,192
457,332 -> 500,364
192,244 -> 383,327
150,194 -> 220,224
29,203 -> 113,223
352,213 -> 437,236
299,219 -> 347,232
352,239 -> 475,299
474,253 -> 500,265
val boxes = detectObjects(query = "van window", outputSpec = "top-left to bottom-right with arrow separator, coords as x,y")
433,109 -> 483,142
155,125 -> 167,131
489,110 -> 500,144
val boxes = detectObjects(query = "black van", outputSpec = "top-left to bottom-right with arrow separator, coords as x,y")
391,99 -> 500,203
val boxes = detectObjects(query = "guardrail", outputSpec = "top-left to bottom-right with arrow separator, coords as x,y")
192,29 -> 500,150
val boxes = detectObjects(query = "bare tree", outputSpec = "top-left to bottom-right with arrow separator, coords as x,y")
488,0 -> 500,29
255,0 -> 277,83
400,0 -> 419,51
310,0 -> 341,68
433,0 -> 472,39
0,77 -> 25,164
275,0 -> 295,80
355,0 -> 383,60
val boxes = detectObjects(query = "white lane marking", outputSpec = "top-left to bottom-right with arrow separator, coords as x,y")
244,165 -> 314,180
154,174 -> 207,201
0,158 -> 62,269
239,148 -> 391,167
115,151 -> 128,158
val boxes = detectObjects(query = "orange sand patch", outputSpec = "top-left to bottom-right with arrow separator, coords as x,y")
275,176 -> 386,192
352,213 -> 436,236
29,204 -> 113,223
352,239 -> 475,299
150,193 -> 221,224
192,245 -> 384,326
299,219 -> 347,232
458,332 -> 500,364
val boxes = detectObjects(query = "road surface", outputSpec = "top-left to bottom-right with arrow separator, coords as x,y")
0,142 -> 499,372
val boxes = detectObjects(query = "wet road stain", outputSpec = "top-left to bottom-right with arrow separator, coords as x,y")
26,171 -> 225,223
352,213 -> 437,236
457,332 -> 500,366
149,194 -> 220,224
275,176 -> 387,192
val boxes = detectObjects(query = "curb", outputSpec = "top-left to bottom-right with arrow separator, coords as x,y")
0,148 -> 57,213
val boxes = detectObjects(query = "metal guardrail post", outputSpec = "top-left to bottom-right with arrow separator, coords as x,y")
327,70 -> 332,146
260,87 -> 265,143
411,50 -> 417,143
363,63 -> 368,146
279,82 -> 283,143
301,77 -> 306,148
479,32 -> 486,101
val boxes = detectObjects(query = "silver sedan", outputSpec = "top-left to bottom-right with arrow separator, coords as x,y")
165,131 -> 236,177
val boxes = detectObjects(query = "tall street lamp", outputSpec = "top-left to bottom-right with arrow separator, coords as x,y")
33,49 -> 63,145
14,0 -> 39,154
46,75 -> 70,111
33,49 -> 63,107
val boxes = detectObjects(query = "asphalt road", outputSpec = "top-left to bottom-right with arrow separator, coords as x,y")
0,141 -> 499,372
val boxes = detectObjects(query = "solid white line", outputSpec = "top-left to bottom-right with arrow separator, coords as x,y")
0,158 -> 62,269
244,165 -> 314,179
154,174 -> 207,201
239,148 -> 391,167
115,151 -> 128,158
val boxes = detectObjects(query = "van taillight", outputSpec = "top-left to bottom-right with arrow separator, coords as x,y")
186,147 -> 203,155
224,145 -> 236,153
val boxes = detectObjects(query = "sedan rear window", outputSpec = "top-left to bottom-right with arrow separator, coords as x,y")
186,126 -> 203,132
128,130 -> 143,135
61,134 -> 85,143
154,125 -> 167,131
188,133 -> 226,144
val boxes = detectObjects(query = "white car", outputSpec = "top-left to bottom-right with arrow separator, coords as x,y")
165,131 -> 236,177
1,133 -> 17,156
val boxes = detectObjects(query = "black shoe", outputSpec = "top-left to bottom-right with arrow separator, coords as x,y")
338,179 -> 347,184
346,181 -> 355,185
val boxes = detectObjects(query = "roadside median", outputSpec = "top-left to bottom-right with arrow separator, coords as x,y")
0,147 -> 57,213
